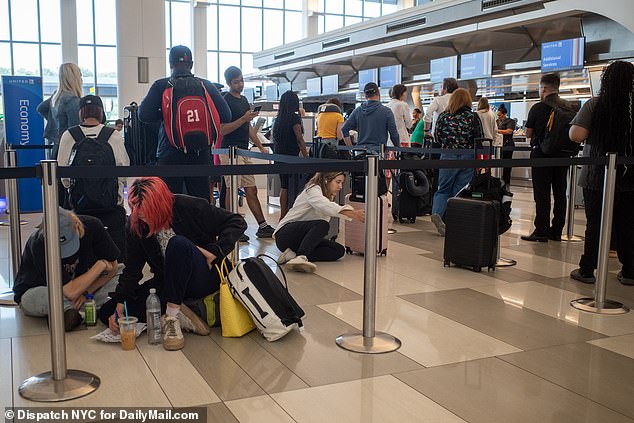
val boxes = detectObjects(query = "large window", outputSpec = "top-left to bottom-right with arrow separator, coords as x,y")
206,0 -> 303,84
317,0 -> 399,34
77,0 -> 118,119
0,0 -> 62,99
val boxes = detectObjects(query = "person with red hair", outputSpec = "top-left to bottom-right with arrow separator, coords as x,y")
99,177 -> 247,350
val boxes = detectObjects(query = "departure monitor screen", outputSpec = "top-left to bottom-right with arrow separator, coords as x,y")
358,68 -> 378,91
379,65 -> 402,88
244,87 -> 255,103
306,77 -> 321,96
430,56 -> 458,83
265,85 -> 278,101
321,75 -> 339,95
541,37 -> 585,72
460,50 -> 493,80
278,82 -> 292,96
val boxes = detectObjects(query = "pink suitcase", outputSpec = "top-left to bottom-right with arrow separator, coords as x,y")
344,194 -> 388,256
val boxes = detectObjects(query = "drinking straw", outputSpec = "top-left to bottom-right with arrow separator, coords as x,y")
124,301 -> 129,319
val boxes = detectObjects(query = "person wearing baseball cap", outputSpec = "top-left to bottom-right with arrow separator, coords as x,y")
13,208 -> 121,331
138,45 -> 232,201
341,82 -> 399,147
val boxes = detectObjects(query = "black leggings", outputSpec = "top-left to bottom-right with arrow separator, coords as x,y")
98,235 -> 220,324
275,220 -> 344,262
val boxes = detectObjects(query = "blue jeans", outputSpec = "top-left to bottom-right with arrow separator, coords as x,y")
432,153 -> 474,217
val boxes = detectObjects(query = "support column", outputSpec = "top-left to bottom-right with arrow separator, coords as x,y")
398,0 -> 415,9
116,0 -> 167,117
192,2 -> 208,78
304,0 -> 319,39
60,0 -> 78,64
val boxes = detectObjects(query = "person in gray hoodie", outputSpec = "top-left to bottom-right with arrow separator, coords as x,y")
342,82 -> 399,147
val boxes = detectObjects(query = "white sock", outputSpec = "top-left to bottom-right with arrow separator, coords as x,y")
166,304 -> 180,317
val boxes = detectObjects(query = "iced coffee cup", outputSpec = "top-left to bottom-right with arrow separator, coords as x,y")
118,316 -> 138,351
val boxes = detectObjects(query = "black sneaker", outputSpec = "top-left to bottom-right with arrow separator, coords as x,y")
549,233 -> 562,242
239,234 -> 250,242
570,268 -> 596,284
256,224 -> 275,238
64,309 -> 82,331
521,232 -> 549,242
617,271 -> 634,286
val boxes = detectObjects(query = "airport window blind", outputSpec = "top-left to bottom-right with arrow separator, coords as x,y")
316,0 -> 400,34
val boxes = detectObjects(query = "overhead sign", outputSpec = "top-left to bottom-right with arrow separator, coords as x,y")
1,75 -> 45,212
430,56 -> 458,83
541,37 -> 585,72
460,50 -> 493,80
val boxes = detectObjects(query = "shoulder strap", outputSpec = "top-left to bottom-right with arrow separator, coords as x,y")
68,126 -> 86,143
96,126 -> 115,143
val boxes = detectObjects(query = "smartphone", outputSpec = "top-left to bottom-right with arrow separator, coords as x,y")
253,106 -> 262,113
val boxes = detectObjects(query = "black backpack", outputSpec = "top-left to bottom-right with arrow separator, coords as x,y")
67,126 -> 119,213
540,99 -> 581,157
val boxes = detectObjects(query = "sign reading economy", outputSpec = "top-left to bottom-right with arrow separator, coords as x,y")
1,76 -> 45,212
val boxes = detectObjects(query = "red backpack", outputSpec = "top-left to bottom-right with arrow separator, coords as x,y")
161,75 -> 222,153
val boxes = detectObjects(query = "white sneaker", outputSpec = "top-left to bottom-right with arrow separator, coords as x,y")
162,316 -> 184,351
285,255 -> 317,273
177,304 -> 210,336
277,248 -> 297,265
431,214 -> 446,237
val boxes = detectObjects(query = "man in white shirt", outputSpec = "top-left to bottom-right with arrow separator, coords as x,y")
423,77 -> 459,137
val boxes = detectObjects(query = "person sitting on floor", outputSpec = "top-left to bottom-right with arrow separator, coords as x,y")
275,172 -> 365,273
99,177 -> 246,351
13,208 -> 121,331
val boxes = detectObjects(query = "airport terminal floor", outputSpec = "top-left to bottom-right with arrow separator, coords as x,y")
2,183 -> 634,423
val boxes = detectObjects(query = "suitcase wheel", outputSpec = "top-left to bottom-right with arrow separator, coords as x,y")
409,218 -> 416,224
488,266 -> 495,272
345,247 -> 352,255
380,249 -> 387,256
473,266 -> 482,273
238,197 -> 244,207
398,217 -> 407,224
443,260 -> 450,267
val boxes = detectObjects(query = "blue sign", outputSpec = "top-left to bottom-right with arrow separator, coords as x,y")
541,37 -> 585,72
321,75 -> 338,95
460,50 -> 493,80
379,65 -> 402,89
278,82 -> 292,96
430,56 -> 458,83
358,68 -> 378,92
265,85 -> 278,101
306,77 -> 321,97
1,76 -> 45,212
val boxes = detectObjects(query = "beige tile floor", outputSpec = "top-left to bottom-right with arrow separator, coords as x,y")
2,186 -> 634,422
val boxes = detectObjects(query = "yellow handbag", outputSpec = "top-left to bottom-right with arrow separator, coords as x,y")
216,259 -> 255,337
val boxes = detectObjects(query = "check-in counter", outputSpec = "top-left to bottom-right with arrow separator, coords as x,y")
511,136 -> 532,181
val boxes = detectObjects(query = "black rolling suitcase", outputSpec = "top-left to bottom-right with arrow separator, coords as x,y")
123,102 -> 159,165
443,197 -> 497,272
392,170 -> 430,223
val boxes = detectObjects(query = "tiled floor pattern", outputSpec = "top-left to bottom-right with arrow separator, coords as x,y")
2,187 -> 634,422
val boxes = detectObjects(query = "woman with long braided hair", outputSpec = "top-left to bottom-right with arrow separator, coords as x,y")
569,60 -> 634,285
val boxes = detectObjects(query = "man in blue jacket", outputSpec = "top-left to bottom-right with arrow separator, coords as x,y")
138,45 -> 232,200
342,82 -> 400,147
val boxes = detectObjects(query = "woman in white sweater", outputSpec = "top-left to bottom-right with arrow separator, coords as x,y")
387,84 -> 412,146
275,172 -> 365,273
475,97 -> 498,143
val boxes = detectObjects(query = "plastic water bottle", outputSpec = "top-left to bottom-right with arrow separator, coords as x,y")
84,294 -> 96,326
146,288 -> 161,345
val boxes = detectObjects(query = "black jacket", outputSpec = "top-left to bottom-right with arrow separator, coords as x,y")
110,194 -> 246,303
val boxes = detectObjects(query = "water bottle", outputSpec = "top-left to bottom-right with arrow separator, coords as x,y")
146,288 -> 161,345
84,294 -> 96,327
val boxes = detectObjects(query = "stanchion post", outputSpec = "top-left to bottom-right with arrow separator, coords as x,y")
493,146 -> 516,268
19,160 -> 100,401
336,155 -> 401,353
571,153 -> 628,314
5,147 -> 22,282
229,146 -> 240,264
562,163 -> 583,242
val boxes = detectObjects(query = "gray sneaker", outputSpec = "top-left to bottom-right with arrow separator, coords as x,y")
178,304 -> 210,336
162,316 -> 184,351
286,255 -> 317,273
431,214 -> 446,237
617,271 -> 634,286
256,224 -> 275,238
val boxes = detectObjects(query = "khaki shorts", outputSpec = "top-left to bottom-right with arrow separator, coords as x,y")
219,154 -> 257,188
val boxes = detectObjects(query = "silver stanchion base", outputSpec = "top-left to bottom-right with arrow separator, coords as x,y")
336,332 -> 401,354
388,228 -> 397,234
561,235 -> 583,242
19,369 -> 100,402
496,257 -> 517,267
570,298 -> 629,315
0,220 -> 28,226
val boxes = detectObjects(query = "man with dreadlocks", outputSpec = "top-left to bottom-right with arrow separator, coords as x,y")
568,61 -> 634,285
